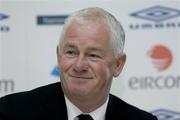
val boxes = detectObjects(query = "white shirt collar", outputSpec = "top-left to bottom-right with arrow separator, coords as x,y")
65,95 -> 109,120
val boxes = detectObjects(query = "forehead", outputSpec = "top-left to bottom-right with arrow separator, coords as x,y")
63,21 -> 111,48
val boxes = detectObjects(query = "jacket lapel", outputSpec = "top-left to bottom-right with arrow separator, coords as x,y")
105,94 -> 128,120
42,83 -> 68,120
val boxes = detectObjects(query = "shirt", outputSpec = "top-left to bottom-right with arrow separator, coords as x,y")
65,95 -> 109,120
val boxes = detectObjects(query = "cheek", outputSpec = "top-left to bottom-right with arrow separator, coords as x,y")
92,62 -> 113,93
93,62 -> 113,81
58,57 -> 73,73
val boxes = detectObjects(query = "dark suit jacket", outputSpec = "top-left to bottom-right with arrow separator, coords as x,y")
0,82 -> 157,120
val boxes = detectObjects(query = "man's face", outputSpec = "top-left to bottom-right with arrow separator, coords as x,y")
57,21 -> 125,101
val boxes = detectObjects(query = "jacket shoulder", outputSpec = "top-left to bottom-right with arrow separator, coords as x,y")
107,94 -> 158,120
0,82 -> 62,119
0,82 -> 61,103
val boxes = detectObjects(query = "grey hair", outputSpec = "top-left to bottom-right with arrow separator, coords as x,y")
58,7 -> 125,58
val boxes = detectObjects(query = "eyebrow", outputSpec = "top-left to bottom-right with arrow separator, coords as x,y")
87,47 -> 104,53
63,42 -> 105,53
63,43 -> 77,49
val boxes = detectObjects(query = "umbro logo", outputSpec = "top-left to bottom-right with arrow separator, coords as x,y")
130,6 -> 180,22
151,109 -> 180,120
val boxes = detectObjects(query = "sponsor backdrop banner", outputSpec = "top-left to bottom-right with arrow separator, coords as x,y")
0,0 -> 180,119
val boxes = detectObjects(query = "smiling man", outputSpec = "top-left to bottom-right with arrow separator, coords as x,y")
0,7 -> 157,120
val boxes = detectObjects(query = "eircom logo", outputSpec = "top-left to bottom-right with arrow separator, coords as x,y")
147,45 -> 173,72
151,109 -> 180,120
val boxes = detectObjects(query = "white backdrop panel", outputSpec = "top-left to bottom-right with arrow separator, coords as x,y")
0,1 -> 180,118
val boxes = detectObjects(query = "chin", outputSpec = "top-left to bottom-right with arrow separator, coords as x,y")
72,86 -> 91,96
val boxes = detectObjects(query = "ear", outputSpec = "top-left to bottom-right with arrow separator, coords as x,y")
113,53 -> 126,77
56,46 -> 60,64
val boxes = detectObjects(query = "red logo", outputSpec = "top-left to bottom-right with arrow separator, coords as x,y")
147,45 -> 173,72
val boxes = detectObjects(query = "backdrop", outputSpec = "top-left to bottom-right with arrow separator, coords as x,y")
0,0 -> 180,119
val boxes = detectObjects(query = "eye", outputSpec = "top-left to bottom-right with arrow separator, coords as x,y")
89,54 -> 99,58
66,50 -> 74,54
65,50 -> 77,57
88,53 -> 101,60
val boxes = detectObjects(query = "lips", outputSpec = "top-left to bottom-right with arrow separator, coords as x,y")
69,74 -> 93,79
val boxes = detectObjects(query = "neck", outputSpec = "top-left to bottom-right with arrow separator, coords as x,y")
67,94 -> 108,113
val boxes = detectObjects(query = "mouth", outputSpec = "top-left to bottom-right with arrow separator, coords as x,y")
69,74 -> 93,79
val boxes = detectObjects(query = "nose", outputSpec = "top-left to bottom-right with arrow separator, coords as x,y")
73,54 -> 88,73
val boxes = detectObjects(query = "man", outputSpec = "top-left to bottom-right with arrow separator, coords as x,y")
0,7 -> 158,120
